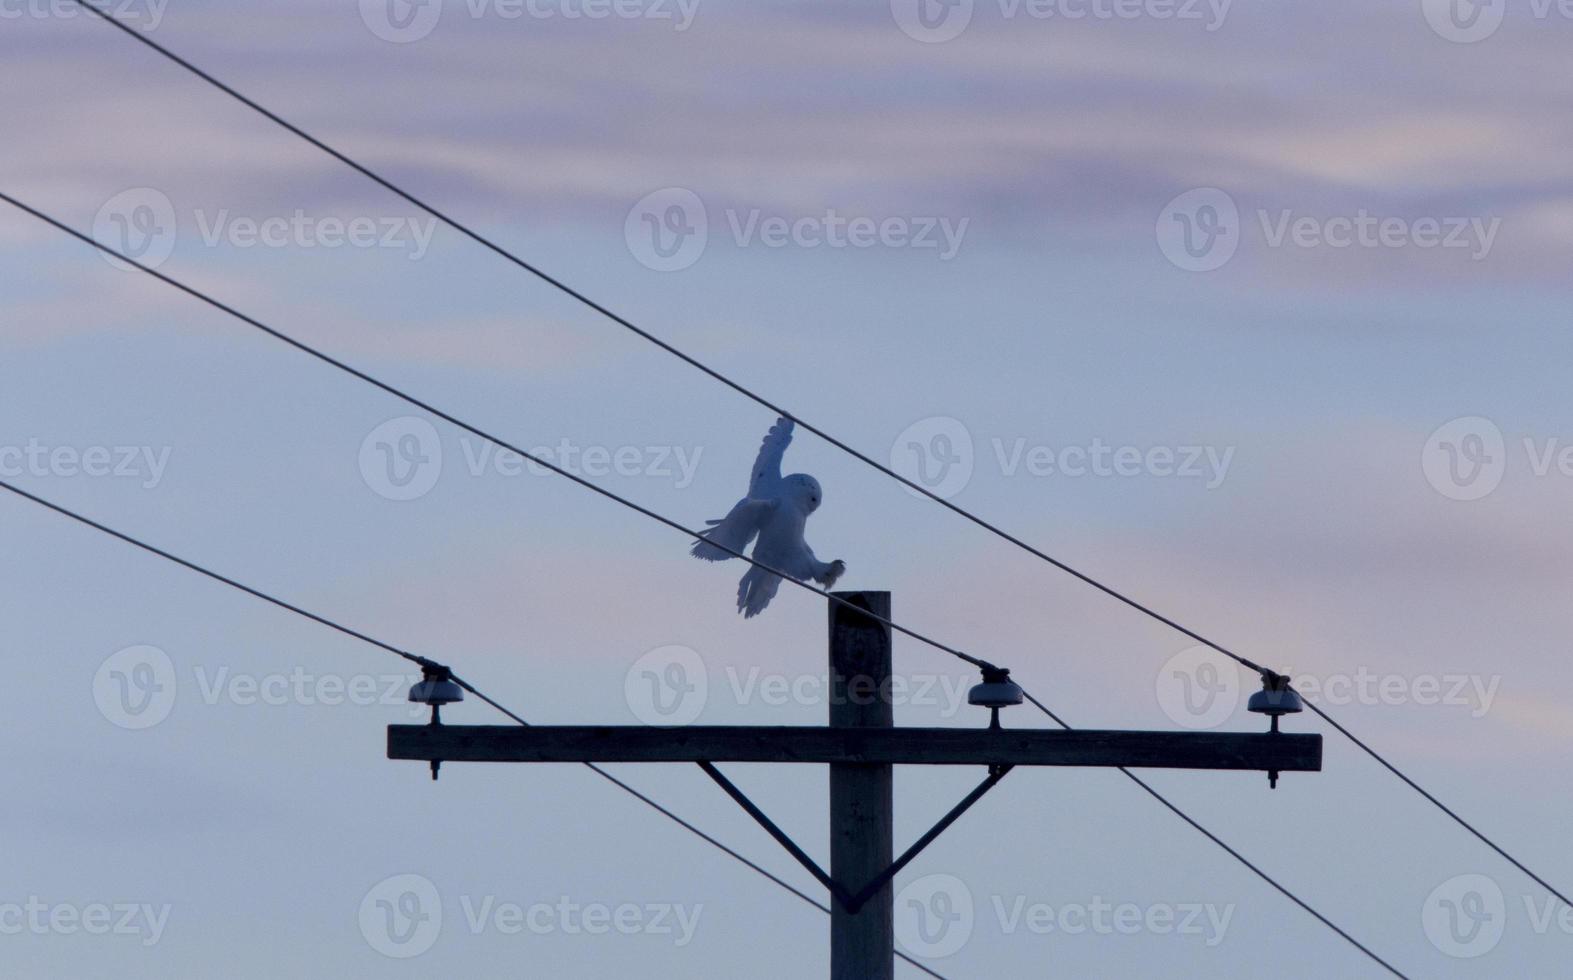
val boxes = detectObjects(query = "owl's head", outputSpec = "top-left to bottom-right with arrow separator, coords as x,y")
786,473 -> 823,512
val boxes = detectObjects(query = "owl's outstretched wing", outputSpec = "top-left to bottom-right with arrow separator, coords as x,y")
736,564 -> 782,618
748,417 -> 794,498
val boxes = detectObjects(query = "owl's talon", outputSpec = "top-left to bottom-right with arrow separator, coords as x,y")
822,560 -> 847,589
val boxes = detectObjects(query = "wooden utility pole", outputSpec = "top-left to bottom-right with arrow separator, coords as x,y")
390,590 -> 1321,978
828,591 -> 894,980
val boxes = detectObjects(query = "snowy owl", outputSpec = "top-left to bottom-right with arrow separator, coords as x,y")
690,417 -> 846,617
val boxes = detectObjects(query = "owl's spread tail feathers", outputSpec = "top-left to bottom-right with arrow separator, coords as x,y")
689,519 -> 736,562
736,565 -> 782,618
690,498 -> 770,562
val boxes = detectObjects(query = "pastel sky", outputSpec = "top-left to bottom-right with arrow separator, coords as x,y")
3,1 -> 1571,976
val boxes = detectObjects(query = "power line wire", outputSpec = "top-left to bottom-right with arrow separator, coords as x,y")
0,478 -> 1391,979
0,191 -> 990,673
1301,698 -> 1571,909
0,478 -> 946,980
3,196 -> 1402,979
59,2 -> 1568,914
14,9 -> 1486,974
1020,692 -> 1406,979
61,0 -> 1275,677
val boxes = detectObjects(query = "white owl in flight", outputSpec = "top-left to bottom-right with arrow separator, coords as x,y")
690,417 -> 846,617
